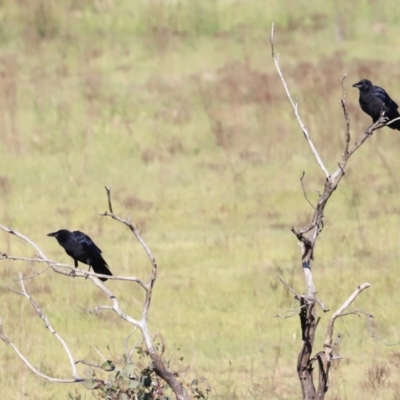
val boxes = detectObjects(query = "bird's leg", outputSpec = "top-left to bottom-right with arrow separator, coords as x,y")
69,260 -> 78,278
365,126 -> 374,136
85,263 -> 92,280
366,116 -> 387,136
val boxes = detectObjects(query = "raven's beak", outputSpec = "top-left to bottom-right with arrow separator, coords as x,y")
352,82 -> 361,88
47,232 -> 57,237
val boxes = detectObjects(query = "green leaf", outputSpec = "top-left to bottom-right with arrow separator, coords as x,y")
84,368 -> 94,378
120,394 -> 129,400
191,379 -> 199,386
101,360 -> 115,371
67,392 -> 74,400
128,380 -> 140,389
121,363 -> 136,377
82,379 -> 100,390
117,375 -> 129,391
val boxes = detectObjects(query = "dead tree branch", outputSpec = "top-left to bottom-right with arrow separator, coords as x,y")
96,186 -> 188,400
270,23 -> 330,179
317,283 -> 371,397
0,188 -> 189,400
0,273 -> 85,384
270,25 -> 375,400
0,236 -> 147,287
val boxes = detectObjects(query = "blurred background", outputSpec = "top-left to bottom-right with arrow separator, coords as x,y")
1,0 -> 400,398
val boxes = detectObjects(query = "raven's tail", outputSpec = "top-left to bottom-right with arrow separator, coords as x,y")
386,116 -> 400,130
91,256 -> 113,282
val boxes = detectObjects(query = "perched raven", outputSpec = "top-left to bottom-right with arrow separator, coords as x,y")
47,229 -> 112,281
352,79 -> 400,130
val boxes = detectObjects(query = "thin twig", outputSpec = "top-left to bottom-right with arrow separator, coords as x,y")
94,347 -> 107,363
300,172 -> 315,210
100,188 -> 188,400
278,276 -> 300,300
18,273 -> 80,379
273,304 -> 304,319
315,297 -> 329,313
324,283 -> 371,364
124,328 -> 138,361
75,360 -> 103,368
0,276 -> 86,384
365,315 -> 400,346
2,252 -> 147,288
104,186 -> 114,214
0,225 -> 47,259
340,75 -> 351,156
270,24 -> 330,179
100,187 -> 157,323
89,278 -> 141,327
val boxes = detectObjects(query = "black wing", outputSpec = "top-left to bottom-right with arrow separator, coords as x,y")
73,231 -> 102,255
373,86 -> 399,109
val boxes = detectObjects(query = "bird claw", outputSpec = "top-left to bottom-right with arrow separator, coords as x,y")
365,129 -> 373,136
69,270 -> 76,278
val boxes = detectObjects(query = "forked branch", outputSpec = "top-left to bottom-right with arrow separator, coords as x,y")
271,24 -> 375,400
97,187 -> 188,400
0,188 -> 189,400
0,274 -> 85,384
315,283 -> 371,397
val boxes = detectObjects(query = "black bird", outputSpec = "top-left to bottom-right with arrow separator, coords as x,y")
352,79 -> 400,130
47,229 -> 112,281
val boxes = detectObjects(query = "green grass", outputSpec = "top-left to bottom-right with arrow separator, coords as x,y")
2,0 -> 400,399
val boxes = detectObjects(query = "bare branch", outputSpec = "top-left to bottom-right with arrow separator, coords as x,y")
274,305 -> 304,319
0,276 -> 86,384
338,308 -> 372,319
1,252 -> 147,288
105,186 -> 114,213
270,24 -> 330,179
89,278 -> 141,326
300,172 -> 315,210
270,26 -> 379,399
340,75 -> 351,157
315,297 -> 329,313
0,188 -> 188,400
0,225 -> 47,259
94,347 -> 107,363
100,187 -> 188,400
75,360 -> 103,369
364,314 -> 400,346
330,283 -> 371,318
0,337 -> 81,383
1,254 -> 44,263
14,266 -> 51,280
17,273 -> 81,379
124,328 -> 139,362
89,305 -> 114,313
100,187 -> 157,322
324,283 -> 371,365
278,276 -> 300,300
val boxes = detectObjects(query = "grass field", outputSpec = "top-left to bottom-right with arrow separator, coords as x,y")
2,1 -> 400,399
